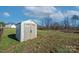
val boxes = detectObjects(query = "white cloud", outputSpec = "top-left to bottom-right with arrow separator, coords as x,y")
3,12 -> 10,16
24,7 -> 79,21
25,6 -> 57,14
24,6 -> 57,16
50,11 -> 64,20
24,6 -> 64,20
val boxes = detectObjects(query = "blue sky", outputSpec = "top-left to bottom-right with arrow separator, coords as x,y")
0,6 -> 79,24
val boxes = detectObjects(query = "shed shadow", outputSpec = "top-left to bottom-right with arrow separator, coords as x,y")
8,34 -> 19,41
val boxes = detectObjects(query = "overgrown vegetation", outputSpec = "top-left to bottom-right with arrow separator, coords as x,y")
0,28 -> 79,53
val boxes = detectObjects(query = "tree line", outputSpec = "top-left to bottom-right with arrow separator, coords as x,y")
38,15 -> 79,31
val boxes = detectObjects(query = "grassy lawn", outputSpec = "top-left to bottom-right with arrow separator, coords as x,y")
0,28 -> 79,53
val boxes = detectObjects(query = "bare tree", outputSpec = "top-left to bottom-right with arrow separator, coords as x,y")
63,16 -> 70,29
71,15 -> 79,29
43,16 -> 53,30
52,22 -> 60,30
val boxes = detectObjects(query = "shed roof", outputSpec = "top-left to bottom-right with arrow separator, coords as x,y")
22,20 -> 36,24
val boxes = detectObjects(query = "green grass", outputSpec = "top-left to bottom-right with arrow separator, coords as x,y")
0,28 -> 79,53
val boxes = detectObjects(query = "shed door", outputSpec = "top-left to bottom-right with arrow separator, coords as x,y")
30,24 -> 35,39
24,24 -> 35,40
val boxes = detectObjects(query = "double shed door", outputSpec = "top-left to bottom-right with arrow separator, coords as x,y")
24,24 -> 35,40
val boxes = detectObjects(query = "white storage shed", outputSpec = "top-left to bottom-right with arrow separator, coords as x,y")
16,20 -> 37,42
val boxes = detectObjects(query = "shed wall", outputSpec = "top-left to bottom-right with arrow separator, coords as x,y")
16,21 -> 37,42
16,23 -> 21,41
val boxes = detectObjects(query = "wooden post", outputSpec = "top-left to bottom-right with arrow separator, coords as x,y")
0,24 -> 3,42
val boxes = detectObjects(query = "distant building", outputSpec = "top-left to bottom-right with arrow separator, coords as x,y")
5,24 -> 11,28
5,24 -> 16,28
11,24 -> 16,28
16,20 -> 37,42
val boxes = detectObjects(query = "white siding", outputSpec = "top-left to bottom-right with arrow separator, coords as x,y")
16,20 -> 37,42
